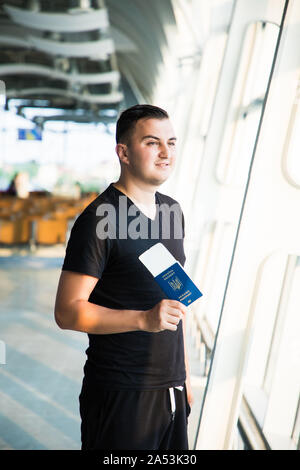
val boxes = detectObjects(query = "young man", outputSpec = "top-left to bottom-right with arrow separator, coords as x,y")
54,104 -> 193,450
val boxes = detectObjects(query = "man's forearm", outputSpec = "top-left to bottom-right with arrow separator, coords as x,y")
56,299 -> 144,334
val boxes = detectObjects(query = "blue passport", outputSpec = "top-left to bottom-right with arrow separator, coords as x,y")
154,261 -> 203,306
139,243 -> 203,306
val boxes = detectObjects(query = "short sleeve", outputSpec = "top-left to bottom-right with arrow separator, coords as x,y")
62,208 -> 110,279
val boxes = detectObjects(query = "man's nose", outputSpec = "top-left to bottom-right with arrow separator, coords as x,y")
159,143 -> 170,158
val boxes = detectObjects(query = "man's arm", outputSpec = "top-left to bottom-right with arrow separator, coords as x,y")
54,270 -> 187,334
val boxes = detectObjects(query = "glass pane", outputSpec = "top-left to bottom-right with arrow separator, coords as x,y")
192,20 -> 280,449
216,21 -> 279,187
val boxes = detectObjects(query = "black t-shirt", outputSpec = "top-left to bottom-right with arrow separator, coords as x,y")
62,183 -> 186,390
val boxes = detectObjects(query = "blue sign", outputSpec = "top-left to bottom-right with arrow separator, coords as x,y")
18,128 -> 42,141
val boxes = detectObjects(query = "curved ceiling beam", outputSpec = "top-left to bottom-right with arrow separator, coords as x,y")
0,34 -> 31,48
0,64 -> 120,84
1,0 -> 179,117
6,87 -> 124,104
28,36 -> 114,59
33,114 -> 115,125
3,5 -> 109,33
0,22 -> 135,55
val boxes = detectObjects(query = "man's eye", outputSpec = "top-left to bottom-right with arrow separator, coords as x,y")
168,142 -> 176,146
147,142 -> 157,145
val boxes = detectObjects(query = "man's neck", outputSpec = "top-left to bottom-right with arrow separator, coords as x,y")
112,178 -> 158,220
112,179 -> 157,207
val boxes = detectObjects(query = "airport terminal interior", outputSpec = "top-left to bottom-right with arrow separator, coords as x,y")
0,0 -> 299,450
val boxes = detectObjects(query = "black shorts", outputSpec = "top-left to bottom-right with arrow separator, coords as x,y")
79,378 -> 191,450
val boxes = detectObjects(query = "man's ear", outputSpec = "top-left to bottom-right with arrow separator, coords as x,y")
115,143 -> 129,165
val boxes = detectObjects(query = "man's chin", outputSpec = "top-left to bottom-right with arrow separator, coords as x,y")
148,176 -> 169,186
149,171 -> 172,186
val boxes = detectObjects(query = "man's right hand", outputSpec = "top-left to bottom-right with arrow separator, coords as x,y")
141,299 -> 187,333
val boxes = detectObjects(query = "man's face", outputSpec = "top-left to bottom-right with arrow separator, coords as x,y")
121,118 -> 177,186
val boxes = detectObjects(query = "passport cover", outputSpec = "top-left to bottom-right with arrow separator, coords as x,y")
154,261 -> 203,306
139,243 -> 203,306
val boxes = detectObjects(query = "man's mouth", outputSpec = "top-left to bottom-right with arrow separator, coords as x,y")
155,162 -> 170,168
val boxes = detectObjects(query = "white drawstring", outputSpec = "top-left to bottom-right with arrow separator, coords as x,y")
169,387 -> 176,415
169,386 -> 183,420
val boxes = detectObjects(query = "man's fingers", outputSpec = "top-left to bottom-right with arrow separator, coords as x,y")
161,305 -> 185,330
150,299 -> 187,332
165,305 -> 184,320
163,299 -> 184,307
162,321 -> 178,331
163,300 -> 187,316
166,313 -> 182,325
162,311 -> 184,331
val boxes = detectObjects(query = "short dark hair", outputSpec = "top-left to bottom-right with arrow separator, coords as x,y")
116,104 -> 169,145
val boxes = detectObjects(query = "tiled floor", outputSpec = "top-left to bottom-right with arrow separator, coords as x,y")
0,247 -> 206,450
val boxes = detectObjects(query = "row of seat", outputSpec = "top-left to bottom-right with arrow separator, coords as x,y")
0,192 -> 97,245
